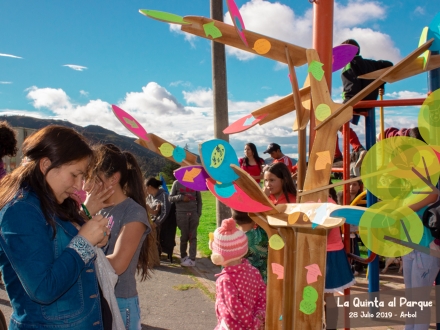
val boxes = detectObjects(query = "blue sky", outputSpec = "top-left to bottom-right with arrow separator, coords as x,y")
1,0 -> 439,159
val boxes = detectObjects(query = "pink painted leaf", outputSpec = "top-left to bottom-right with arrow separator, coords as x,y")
112,105 -> 149,141
223,114 -> 267,134
206,178 -> 272,212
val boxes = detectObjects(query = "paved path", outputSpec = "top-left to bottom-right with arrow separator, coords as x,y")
1,249 -> 438,329
0,246 -> 219,330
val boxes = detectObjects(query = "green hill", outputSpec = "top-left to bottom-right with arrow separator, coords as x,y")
0,115 -> 179,178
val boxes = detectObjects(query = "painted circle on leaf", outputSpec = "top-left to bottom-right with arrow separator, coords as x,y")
359,201 -> 423,258
173,146 -> 186,163
158,143 -> 174,157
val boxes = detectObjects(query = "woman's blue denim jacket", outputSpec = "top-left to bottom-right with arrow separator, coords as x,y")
0,187 -> 104,329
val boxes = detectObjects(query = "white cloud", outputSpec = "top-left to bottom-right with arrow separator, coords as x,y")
218,0 -> 400,63
14,82 -> 298,155
0,53 -> 22,59
0,81 -> 12,84
385,91 -> 427,99
80,90 -> 89,97
334,27 -> 400,63
169,24 -> 197,48
333,1 -> 386,29
414,6 -> 425,16
63,64 -> 88,71
0,110 -> 46,118
183,88 -> 213,107
170,80 -> 192,88
26,86 -> 71,110
119,82 -> 190,115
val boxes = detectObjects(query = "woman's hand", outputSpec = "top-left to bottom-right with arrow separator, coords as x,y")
78,214 -> 111,246
96,234 -> 109,248
84,182 -> 114,215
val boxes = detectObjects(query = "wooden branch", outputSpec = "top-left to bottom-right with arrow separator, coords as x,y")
286,46 -> 307,191
358,54 -> 440,83
135,134 -> 199,166
230,164 -> 279,213
315,39 -> 434,131
181,16 -> 307,66
252,86 -> 311,125
298,176 -> 362,197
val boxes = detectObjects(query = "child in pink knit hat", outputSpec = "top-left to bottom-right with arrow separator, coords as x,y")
209,218 -> 266,330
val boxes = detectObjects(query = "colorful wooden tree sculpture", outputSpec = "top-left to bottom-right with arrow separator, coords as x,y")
110,5 -> 440,330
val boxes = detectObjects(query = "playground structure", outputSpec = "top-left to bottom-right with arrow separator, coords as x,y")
110,2 -> 440,329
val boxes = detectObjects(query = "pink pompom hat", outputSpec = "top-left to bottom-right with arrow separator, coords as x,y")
209,218 -> 248,265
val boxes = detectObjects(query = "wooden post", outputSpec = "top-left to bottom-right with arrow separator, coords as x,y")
310,0 -> 334,154
211,0 -> 231,226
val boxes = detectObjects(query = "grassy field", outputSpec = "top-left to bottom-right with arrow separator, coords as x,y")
196,191 -> 217,257
171,187 -> 217,257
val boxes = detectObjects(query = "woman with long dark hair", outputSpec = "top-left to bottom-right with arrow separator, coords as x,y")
0,121 -> 17,180
263,162 -> 297,204
0,126 -> 109,329
239,143 -> 265,183
91,144 -> 157,330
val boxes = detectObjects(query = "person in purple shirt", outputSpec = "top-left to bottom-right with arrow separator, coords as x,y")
0,121 -> 17,180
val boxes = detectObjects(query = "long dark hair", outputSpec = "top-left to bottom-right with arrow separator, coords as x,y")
244,143 -> 264,167
92,143 -> 156,280
350,175 -> 363,199
266,162 -> 297,202
0,125 -> 94,234
0,121 -> 17,159
145,176 -> 162,189
328,179 -> 338,203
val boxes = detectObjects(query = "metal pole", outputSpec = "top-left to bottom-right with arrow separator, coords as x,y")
211,0 -> 231,226
366,111 -> 379,293
428,52 -> 440,330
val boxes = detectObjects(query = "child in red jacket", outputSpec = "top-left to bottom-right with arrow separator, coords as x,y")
210,219 -> 266,330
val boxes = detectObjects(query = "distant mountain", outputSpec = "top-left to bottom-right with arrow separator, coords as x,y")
0,115 -> 177,177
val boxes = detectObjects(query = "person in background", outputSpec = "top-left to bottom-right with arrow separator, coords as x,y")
264,162 -> 297,204
210,218 -> 266,330
376,126 -> 424,141
239,143 -> 265,183
337,175 -> 365,275
0,126 -> 110,329
232,209 -> 268,284
92,143 -> 155,330
145,176 -> 171,260
0,121 -> 18,180
334,39 -> 393,170
169,179 -> 202,267
326,185 -> 355,292
263,143 -> 294,174
0,121 -> 18,290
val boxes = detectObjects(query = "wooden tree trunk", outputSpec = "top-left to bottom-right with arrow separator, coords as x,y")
211,0 -> 231,226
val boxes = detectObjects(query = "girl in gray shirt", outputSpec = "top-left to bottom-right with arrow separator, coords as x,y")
91,144 -> 156,330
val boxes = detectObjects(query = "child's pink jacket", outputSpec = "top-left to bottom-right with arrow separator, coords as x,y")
214,259 -> 266,330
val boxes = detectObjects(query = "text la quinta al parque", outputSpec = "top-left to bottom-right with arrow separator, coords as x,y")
337,296 -> 433,310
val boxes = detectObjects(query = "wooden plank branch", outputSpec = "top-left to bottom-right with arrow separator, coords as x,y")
358,54 -> 440,83
181,16 -> 307,66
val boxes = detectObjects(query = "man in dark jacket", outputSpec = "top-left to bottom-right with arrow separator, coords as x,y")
334,39 -> 393,172
341,39 -> 393,122
169,180 -> 202,267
